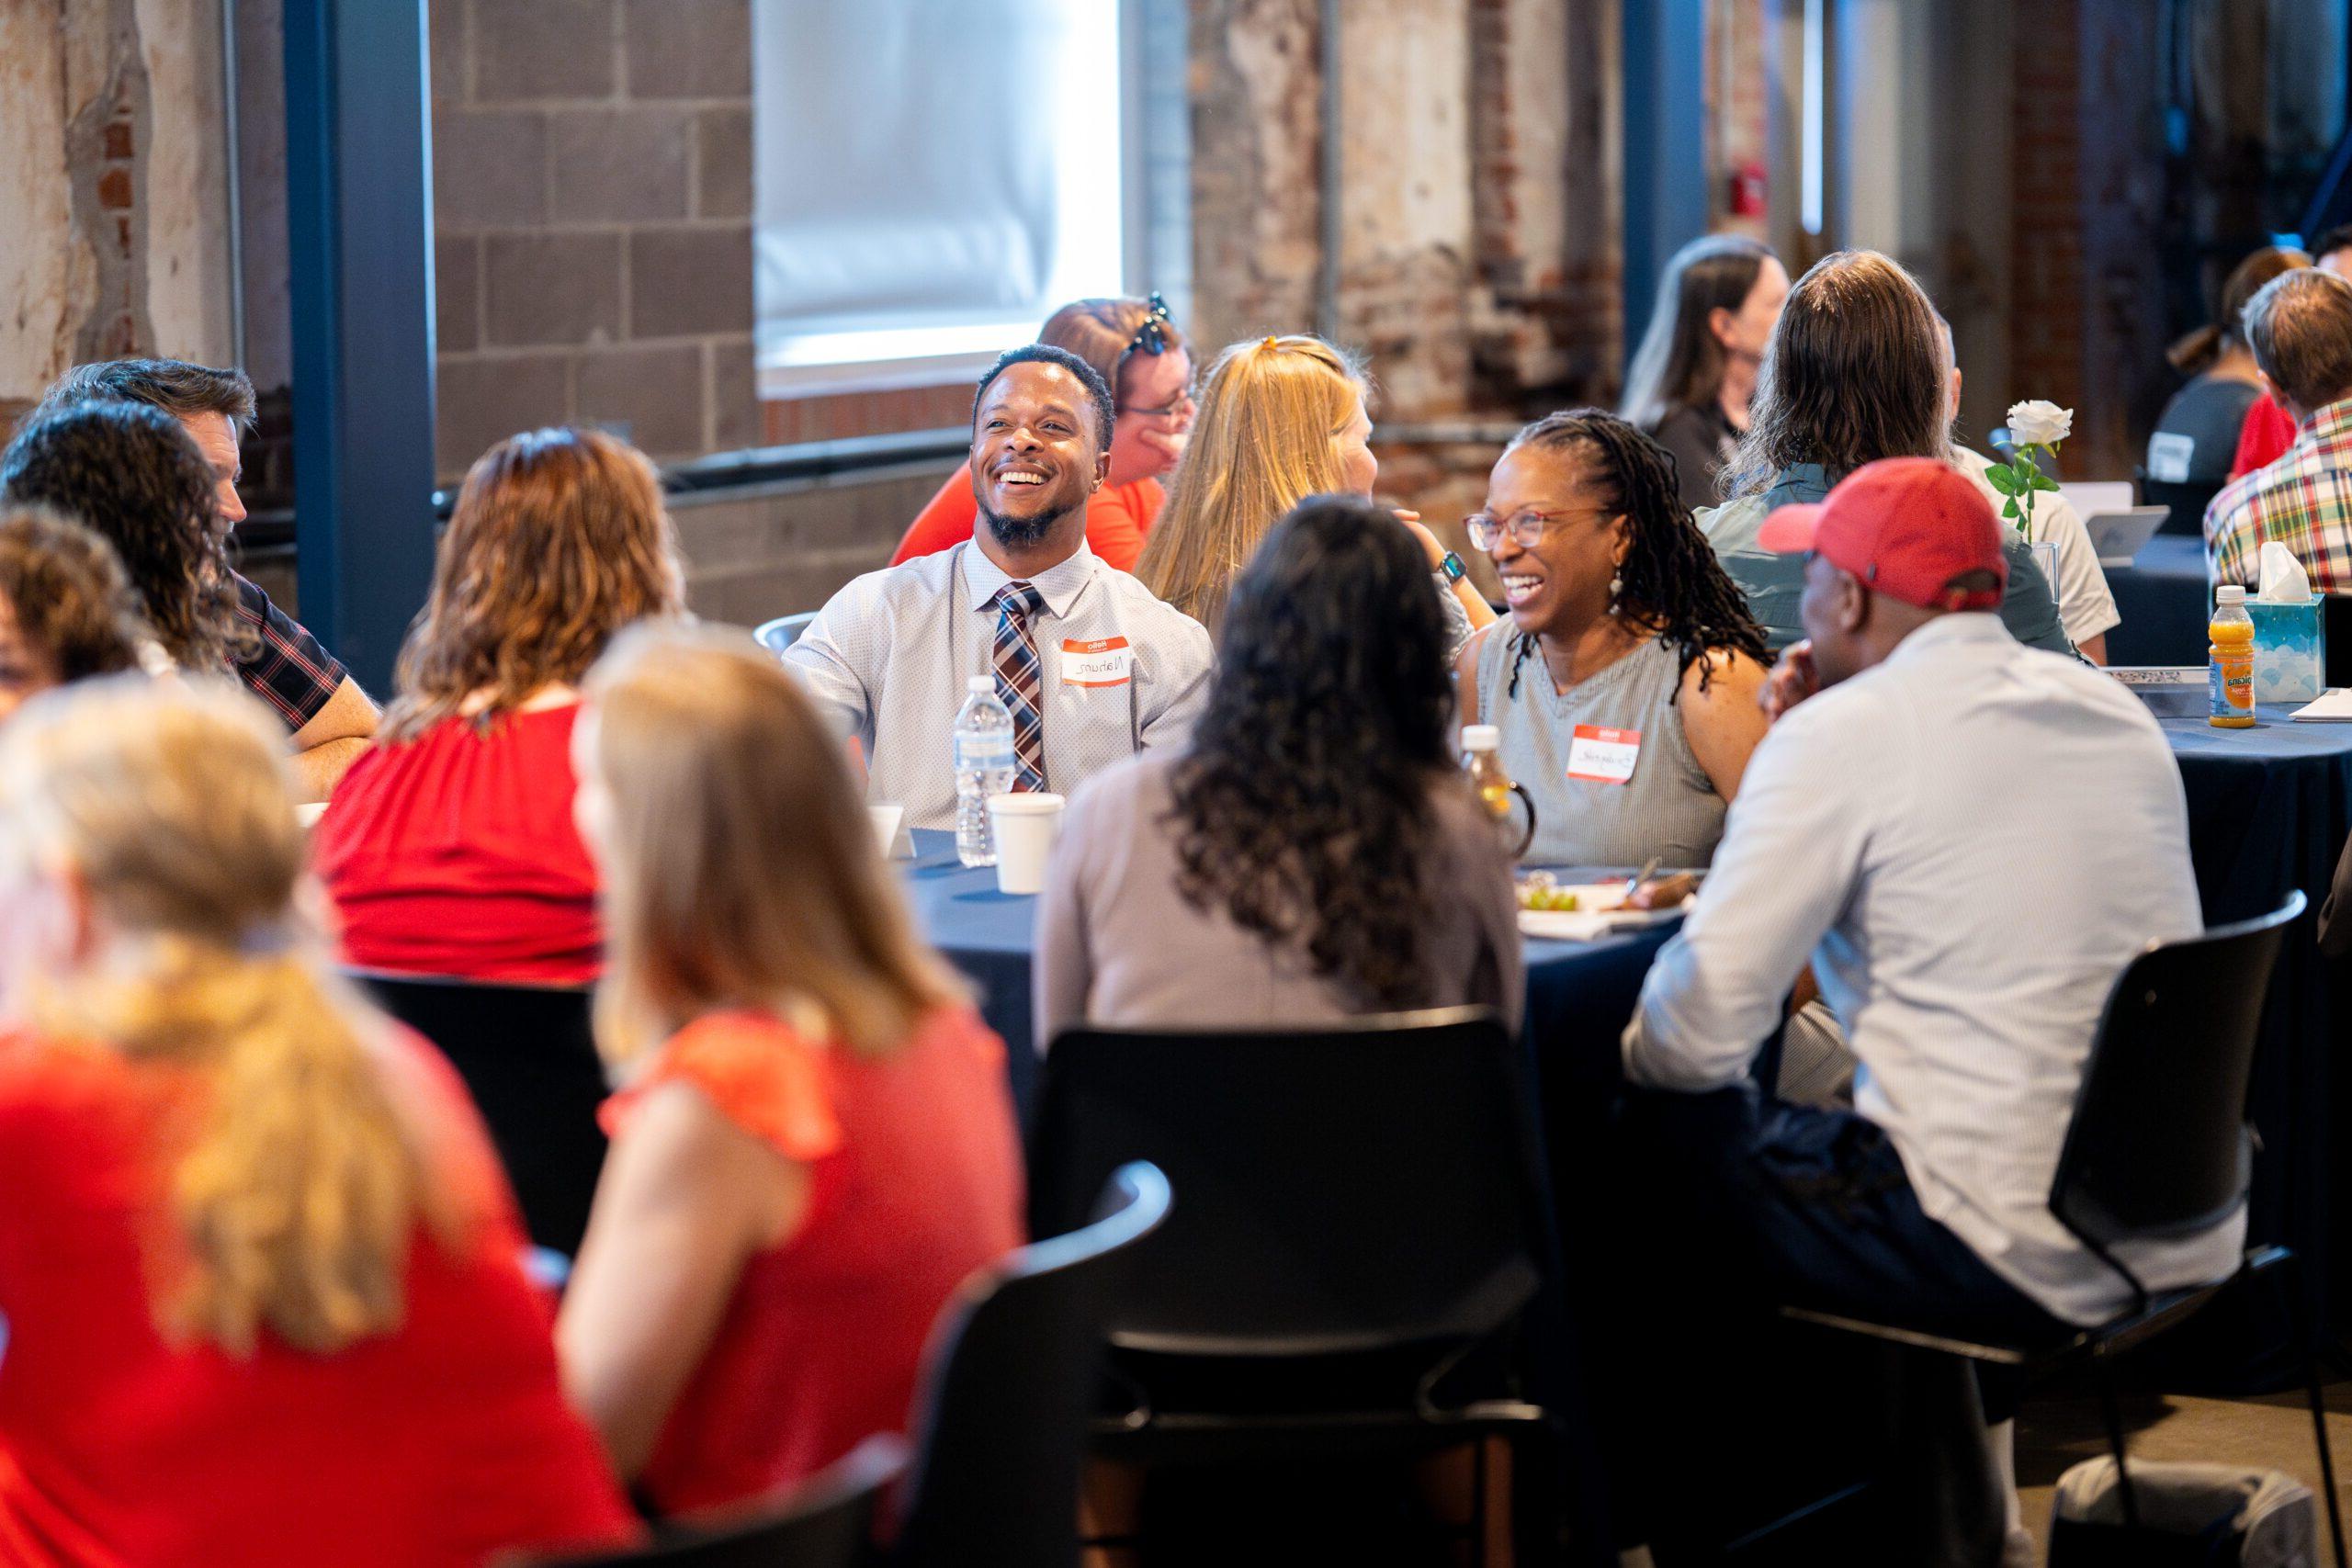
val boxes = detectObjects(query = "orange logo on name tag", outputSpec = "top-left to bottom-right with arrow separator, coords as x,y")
1060,636 -> 1134,688
1566,725 -> 1641,784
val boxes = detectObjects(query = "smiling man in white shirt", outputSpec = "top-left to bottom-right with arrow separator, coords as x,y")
1613,457 -> 2216,1563
786,345 -> 1213,830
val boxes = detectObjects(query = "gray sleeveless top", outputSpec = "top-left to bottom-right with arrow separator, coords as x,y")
1471,629 -> 1726,869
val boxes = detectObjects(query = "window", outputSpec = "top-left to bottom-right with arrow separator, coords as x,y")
752,0 -> 1136,392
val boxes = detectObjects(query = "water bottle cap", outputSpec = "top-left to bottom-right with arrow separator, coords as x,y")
1462,725 -> 1500,751
967,674 -> 995,694
2217,585 -> 2246,604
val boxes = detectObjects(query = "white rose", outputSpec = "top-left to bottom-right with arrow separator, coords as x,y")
2007,400 -> 2074,448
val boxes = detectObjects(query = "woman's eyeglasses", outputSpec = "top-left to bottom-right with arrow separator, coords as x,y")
1114,293 -> 1193,422
1464,506 -> 1615,552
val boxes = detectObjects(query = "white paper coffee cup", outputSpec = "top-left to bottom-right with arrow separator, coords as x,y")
866,803 -> 905,857
986,792 -> 1065,894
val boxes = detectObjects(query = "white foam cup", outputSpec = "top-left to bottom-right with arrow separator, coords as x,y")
866,803 -> 906,857
986,793 -> 1065,894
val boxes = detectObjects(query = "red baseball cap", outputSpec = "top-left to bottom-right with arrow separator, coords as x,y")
1756,457 -> 2007,612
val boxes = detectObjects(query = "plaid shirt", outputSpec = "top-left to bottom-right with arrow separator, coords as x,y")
2206,398 -> 2352,591
232,573 -> 349,731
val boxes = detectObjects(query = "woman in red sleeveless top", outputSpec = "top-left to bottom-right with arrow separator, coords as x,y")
0,675 -> 635,1567
888,295 -> 1195,573
557,626 -> 1023,1515
315,427 -> 684,984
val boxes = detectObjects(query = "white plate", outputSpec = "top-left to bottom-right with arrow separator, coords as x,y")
1515,882 -> 1689,941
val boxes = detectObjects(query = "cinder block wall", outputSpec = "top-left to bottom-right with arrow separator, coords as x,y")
430,0 -> 758,480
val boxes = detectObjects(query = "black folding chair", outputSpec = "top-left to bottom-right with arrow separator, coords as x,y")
1026,1009 -> 1555,1562
1774,891 -> 2345,1564
350,971 -> 609,1258
893,1162 -> 1170,1568
2140,469 -> 2223,538
528,1434 -> 904,1567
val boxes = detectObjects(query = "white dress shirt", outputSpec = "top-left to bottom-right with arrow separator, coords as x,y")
785,540 -> 1215,830
1951,446 -> 2121,649
1623,614 -> 2233,1325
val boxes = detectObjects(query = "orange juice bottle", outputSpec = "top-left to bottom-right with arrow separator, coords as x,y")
1462,725 -> 1536,856
2210,584 -> 2256,728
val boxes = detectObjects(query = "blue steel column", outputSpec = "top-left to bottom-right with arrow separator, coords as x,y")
1621,0 -> 1711,372
283,0 -> 437,696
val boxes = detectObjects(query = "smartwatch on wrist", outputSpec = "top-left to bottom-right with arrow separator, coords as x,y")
1438,550 -> 1468,585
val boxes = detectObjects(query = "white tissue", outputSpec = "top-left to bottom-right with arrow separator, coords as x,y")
2257,541 -> 2313,604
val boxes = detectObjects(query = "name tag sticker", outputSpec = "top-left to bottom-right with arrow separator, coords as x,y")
1060,636 -> 1133,688
1566,725 -> 1641,785
2146,432 -> 2194,485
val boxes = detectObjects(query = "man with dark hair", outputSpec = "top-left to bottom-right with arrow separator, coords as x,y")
785,344 -> 1211,829
2208,268 -> 2352,592
37,357 -> 377,796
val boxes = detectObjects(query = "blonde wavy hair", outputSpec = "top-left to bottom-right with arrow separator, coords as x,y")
0,675 -> 464,1355
583,625 -> 967,1065
383,426 -> 684,743
1135,334 -> 1366,636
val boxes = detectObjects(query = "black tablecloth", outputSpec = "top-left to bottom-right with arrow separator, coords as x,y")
2137,689 -> 2352,1384
901,828 -> 1673,1109
2105,536 -> 2211,668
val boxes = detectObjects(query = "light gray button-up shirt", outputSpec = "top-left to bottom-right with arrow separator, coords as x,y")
1623,614 -> 2225,1325
784,541 -> 1216,829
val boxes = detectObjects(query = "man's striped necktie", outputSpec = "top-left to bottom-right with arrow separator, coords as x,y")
990,581 -> 1048,791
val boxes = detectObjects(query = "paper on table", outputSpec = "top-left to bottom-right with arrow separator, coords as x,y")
2290,689 -> 2352,722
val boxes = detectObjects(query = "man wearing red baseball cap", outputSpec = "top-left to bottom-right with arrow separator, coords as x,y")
1606,458 -> 2210,1561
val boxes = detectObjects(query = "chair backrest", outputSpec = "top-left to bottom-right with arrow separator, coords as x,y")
350,971 -> 609,1258
2138,469 -> 2223,537
532,1434 -> 903,1566
1025,1008 -> 1546,1358
2051,891 -> 2306,1266
754,613 -> 819,655
894,1162 -> 1170,1568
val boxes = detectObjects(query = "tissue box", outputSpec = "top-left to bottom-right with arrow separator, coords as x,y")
2251,599 -> 2325,704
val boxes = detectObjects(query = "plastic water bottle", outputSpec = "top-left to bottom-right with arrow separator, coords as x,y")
953,675 -> 1016,866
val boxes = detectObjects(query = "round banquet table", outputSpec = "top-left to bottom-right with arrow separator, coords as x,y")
904,680 -> 2352,1392
900,825 -> 1659,1561
2102,535 -> 2211,668
899,827 -> 1676,1116
2134,687 -> 2352,1385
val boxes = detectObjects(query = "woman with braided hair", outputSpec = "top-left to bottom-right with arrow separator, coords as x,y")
1454,409 -> 1770,867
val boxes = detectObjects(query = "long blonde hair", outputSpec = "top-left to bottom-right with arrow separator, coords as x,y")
584,625 -> 966,1065
384,427 -> 684,743
1136,334 -> 1365,636
0,675 -> 461,1355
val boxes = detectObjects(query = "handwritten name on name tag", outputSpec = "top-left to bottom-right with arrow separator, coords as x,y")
1060,636 -> 1134,688
1566,725 -> 1641,785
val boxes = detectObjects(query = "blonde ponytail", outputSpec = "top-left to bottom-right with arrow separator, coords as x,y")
0,676 -> 462,1356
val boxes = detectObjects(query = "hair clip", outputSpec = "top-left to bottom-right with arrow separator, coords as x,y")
1261,334 -> 1279,351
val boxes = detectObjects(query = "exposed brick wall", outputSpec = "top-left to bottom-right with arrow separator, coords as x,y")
430,0 -> 757,479
2006,0 -> 2087,457
1190,0 -> 1621,531
1706,0 -> 1768,239
761,384 -> 975,446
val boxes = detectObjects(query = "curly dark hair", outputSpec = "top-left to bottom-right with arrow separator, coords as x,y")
0,400 -> 246,671
0,506 -> 149,682
973,344 -> 1116,452
1164,494 -> 1459,1010
1498,409 -> 1770,700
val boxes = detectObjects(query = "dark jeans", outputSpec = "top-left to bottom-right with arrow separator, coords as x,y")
1599,1085 -> 2072,1566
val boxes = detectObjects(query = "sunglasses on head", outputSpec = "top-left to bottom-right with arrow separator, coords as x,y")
1125,293 -> 1172,359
